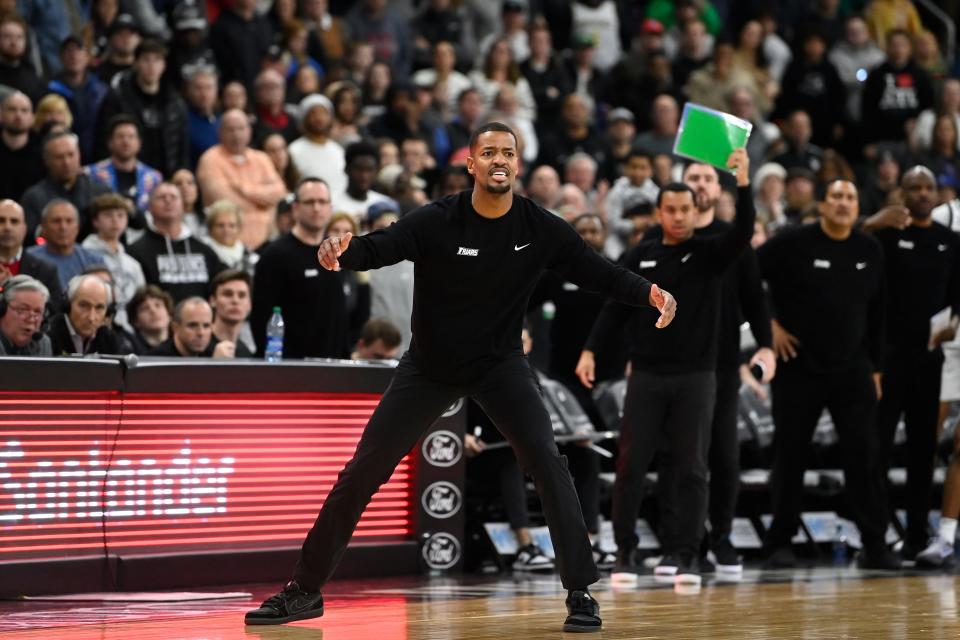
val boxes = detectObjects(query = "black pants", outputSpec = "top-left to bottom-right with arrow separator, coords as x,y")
612,370 -> 715,556
658,368 -> 741,550
293,353 -> 599,591
766,360 -> 887,551
877,348 -> 943,546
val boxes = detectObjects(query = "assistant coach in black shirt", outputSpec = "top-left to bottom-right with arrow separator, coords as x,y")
245,123 -> 676,632
871,167 -> 960,558
758,179 -> 898,570
578,148 -> 756,585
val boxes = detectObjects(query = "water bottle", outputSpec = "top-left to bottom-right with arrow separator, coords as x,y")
832,523 -> 848,566
265,306 -> 284,362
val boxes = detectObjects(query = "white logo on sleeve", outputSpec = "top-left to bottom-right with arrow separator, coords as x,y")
304,268 -> 319,278
856,262 -> 868,270
457,247 -> 479,256
939,244 -> 949,252
681,252 -> 692,263
639,260 -> 657,269
813,259 -> 831,269
898,239 -> 915,250
514,243 -> 531,251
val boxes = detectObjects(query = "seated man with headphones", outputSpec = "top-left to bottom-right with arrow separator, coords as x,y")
48,274 -> 122,356
0,275 -> 53,356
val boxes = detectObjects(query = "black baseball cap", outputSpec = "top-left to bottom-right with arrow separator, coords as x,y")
59,34 -> 84,53
108,14 -> 141,36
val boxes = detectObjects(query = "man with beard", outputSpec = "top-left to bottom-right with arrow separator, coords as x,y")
577,149 -> 755,588
245,123 -> 677,632
289,94 -> 346,198
757,179 -> 899,570
641,161 -> 774,577
868,167 -> 960,561
86,115 -> 163,216
0,92 -> 44,202
331,141 -> 390,226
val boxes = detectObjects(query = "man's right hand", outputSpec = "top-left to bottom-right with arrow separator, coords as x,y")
213,341 -> 236,359
772,318 -> 800,361
317,232 -> 353,271
576,350 -> 596,389
863,205 -> 910,232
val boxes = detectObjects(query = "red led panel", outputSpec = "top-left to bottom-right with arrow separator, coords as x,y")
0,392 -> 415,562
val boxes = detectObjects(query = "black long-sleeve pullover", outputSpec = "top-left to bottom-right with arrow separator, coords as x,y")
645,214 -> 772,370
874,222 -> 960,352
757,222 -> 886,373
338,191 -> 653,384
585,185 -> 755,374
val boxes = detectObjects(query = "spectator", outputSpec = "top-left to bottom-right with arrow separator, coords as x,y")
0,91 -> 44,202
171,168 -> 205,238
28,199 -> 107,290
127,182 -> 224,302
775,28 -> 846,149
558,182 -> 589,221
48,35 -> 108,163
359,60 -> 391,122
647,0 -> 721,37
753,162 -> 787,231
469,37 -> 535,122
325,212 -> 370,346
445,88 -> 484,156
289,93 -> 347,198
301,0 -> 349,71
861,29 -> 934,149
519,19 -> 571,131
861,150 -> 903,217
94,14 -> 141,87
803,0 -> 844,46
86,114 -> 163,216
345,0 -> 412,77
732,20 -> 778,109
48,273 -> 122,355
184,65 -> 221,169
488,84 -> 538,165
756,178 -> 898,570
251,177 -> 349,359
564,152 -> 601,211
0,274 -> 52,356
634,93 -> 680,159
563,32 -> 605,117
727,86 -> 777,178
912,79 -> 960,153
783,167 -> 819,224
33,94 -> 73,136
123,284 -> 172,354
80,193 -> 145,331
196,109 -> 287,250
773,110 -> 824,174
252,68 -> 299,144
328,82 -> 364,147
412,41 -> 472,117
351,317 -> 402,360
685,41 -> 771,115
148,296 -> 235,358
365,199 -> 413,351
475,0 -> 529,68
864,0 -> 922,45
167,2 -> 217,91
0,200 -> 61,303
570,0 -> 621,73
607,18 -> 669,124
434,165 -> 471,198
221,80 -> 249,114
913,30 -> 947,80
605,147 -> 659,257
411,0 -> 471,71
332,141 -> 389,226
0,15 -> 46,104
96,38 -> 189,178
670,19 -> 712,95
14,0 -> 72,77
598,108 -> 636,183
209,0 -> 274,92
914,115 -> 960,182
89,0 -> 118,59
202,200 -> 259,277
21,131 -> 112,242
208,268 -> 256,356
261,132 -> 299,193
537,93 -> 607,174
829,15 -> 887,125
526,164 -> 562,213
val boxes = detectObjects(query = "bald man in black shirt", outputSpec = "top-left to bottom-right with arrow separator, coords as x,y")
758,179 -> 898,570
245,123 -> 676,633
870,167 -> 960,558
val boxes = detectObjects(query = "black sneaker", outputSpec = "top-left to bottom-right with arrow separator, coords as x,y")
711,537 -> 743,573
653,552 -> 679,576
564,589 -> 602,633
763,546 -> 797,569
611,547 -> 641,584
245,581 -> 324,625
675,554 -> 701,586
857,546 -> 902,571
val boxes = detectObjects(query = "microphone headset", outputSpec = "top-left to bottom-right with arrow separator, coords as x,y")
0,274 -> 50,342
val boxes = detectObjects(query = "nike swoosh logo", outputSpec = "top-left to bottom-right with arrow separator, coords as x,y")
514,243 -> 531,251
286,594 -> 322,615
856,262 -> 867,270
681,253 -> 692,263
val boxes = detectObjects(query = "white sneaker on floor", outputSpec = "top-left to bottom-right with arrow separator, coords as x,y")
915,537 -> 955,569
512,544 -> 555,571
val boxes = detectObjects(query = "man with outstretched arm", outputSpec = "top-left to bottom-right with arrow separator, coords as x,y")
245,122 -> 676,633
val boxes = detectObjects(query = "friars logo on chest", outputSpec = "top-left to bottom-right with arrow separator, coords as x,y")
457,247 -> 479,256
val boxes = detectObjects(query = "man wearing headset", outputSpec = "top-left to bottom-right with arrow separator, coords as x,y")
0,274 -> 52,356
47,273 -> 122,355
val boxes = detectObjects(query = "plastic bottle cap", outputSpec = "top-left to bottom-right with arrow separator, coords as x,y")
272,306 -> 281,313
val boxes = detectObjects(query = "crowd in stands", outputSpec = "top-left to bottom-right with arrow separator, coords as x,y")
2,0 -> 960,576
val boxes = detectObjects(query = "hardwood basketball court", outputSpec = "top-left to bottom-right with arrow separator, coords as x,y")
1,569 -> 958,639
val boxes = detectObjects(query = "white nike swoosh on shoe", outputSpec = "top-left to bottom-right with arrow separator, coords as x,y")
515,243 -> 531,251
